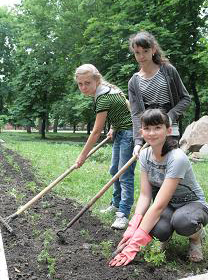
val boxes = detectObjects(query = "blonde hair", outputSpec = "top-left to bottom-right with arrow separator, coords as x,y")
75,64 -> 131,110
74,64 -> 102,84
74,64 -> 119,90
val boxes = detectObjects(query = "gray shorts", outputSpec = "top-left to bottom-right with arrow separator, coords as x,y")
150,202 -> 208,242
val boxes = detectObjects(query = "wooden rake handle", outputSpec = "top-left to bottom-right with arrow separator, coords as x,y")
58,155 -> 137,234
57,142 -> 149,234
14,136 -> 111,216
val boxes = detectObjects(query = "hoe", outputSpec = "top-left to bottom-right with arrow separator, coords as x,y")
0,136 -> 110,233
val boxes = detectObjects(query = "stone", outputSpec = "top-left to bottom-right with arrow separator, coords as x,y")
199,144 -> 208,156
180,116 -> 208,153
179,272 -> 208,280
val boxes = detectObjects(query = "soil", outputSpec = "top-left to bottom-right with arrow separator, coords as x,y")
0,144 -> 207,280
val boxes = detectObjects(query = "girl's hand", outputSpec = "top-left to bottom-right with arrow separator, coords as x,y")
133,144 -> 142,158
109,227 -> 152,267
75,154 -> 87,168
117,214 -> 143,248
107,128 -> 114,140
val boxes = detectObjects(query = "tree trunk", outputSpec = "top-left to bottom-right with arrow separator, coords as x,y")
190,72 -> 200,121
87,122 -> 91,135
40,115 -> 46,139
73,124 -> 76,133
26,126 -> 31,133
46,113 -> 49,132
53,118 -> 59,133
38,118 -> 42,134
0,97 -> 3,114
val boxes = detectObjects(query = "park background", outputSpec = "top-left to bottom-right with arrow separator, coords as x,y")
0,1 -> 208,279
0,0 -> 207,137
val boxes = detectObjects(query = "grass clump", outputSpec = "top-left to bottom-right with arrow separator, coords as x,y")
37,229 -> 56,278
142,238 -> 166,266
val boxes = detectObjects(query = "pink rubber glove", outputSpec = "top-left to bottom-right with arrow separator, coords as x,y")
117,214 -> 143,248
109,227 -> 152,267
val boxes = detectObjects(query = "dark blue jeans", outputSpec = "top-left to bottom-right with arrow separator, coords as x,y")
110,129 -> 136,217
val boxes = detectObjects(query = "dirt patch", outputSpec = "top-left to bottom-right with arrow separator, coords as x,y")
0,145 -> 207,280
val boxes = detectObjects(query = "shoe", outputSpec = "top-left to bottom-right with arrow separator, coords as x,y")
187,227 -> 206,262
111,212 -> 128,230
188,242 -> 203,262
100,205 -> 119,214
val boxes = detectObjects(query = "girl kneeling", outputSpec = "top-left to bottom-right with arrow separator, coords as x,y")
109,108 -> 208,266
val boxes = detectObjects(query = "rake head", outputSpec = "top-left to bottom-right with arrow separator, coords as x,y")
0,216 -> 14,233
56,230 -> 69,245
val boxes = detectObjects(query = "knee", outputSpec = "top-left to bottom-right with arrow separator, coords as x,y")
172,213 -> 198,236
150,221 -> 173,242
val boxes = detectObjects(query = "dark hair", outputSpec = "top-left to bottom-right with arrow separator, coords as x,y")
140,108 -> 178,156
129,31 -> 169,65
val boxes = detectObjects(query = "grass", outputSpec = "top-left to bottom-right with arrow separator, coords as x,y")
0,131 -> 140,223
1,130 -> 208,270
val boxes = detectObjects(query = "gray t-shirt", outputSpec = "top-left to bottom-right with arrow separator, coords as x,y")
139,147 -> 208,209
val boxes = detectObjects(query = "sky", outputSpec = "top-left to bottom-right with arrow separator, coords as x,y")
0,0 -> 21,7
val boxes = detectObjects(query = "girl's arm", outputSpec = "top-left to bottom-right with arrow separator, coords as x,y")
165,64 -> 191,122
134,170 -> 152,215
76,111 -> 107,167
115,170 -> 152,248
128,78 -> 144,148
139,177 -> 180,233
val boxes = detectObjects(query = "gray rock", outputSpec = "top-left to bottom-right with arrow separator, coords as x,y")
180,116 -> 208,153
179,272 -> 208,280
199,144 -> 208,156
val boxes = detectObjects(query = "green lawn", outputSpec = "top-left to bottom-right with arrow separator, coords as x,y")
0,131 -> 140,224
1,130 -> 207,220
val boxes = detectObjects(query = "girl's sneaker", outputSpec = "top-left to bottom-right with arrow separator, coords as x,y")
100,205 -> 119,214
111,212 -> 128,230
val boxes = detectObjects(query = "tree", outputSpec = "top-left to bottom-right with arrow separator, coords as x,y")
0,7 -> 16,115
0,114 -> 8,132
10,0 -> 69,138
50,90 -> 95,134
79,0 -> 208,127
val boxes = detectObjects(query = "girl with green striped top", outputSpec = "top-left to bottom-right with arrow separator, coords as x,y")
75,64 -> 136,230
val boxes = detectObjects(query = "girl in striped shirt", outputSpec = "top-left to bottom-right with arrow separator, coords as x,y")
128,31 -> 191,157
75,64 -> 136,230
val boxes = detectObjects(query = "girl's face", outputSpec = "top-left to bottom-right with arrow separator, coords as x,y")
133,45 -> 155,66
76,73 -> 99,96
141,123 -> 171,147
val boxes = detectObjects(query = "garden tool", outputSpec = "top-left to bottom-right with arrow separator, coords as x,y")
56,143 -> 149,244
0,136 -> 110,234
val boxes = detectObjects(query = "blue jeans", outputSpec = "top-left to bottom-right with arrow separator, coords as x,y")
109,129 -> 136,217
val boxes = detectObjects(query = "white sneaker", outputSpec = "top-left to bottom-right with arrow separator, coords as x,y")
100,205 -> 119,214
111,212 -> 128,230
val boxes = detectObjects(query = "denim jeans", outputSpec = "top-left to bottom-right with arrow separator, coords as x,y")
109,129 -> 136,217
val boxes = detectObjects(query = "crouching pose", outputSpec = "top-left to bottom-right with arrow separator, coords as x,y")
109,108 -> 208,267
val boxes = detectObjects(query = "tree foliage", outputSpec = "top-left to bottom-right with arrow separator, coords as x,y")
0,0 -> 207,137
